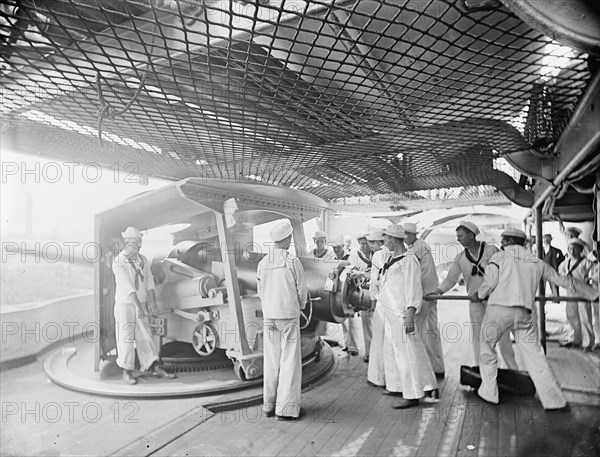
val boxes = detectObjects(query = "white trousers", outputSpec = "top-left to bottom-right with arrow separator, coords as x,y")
566,300 -> 594,348
341,315 -> 359,351
263,318 -> 302,417
386,308 -> 437,399
470,301 -> 518,370
367,304 -> 402,392
421,300 -> 445,374
114,302 -> 159,371
478,305 -> 566,410
361,310 -> 373,356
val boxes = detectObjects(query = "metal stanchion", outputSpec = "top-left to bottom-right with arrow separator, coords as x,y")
535,206 -> 547,352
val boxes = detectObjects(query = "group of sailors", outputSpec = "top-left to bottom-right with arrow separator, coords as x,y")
108,221 -> 598,419
311,221 -> 598,410
536,226 -> 600,352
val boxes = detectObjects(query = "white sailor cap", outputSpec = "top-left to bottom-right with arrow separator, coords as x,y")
366,231 -> 384,241
121,226 -> 143,239
327,235 -> 345,247
403,222 -> 418,234
457,220 -> 480,236
382,224 -> 406,239
568,238 -> 586,249
313,230 -> 327,240
270,221 -> 293,242
356,233 -> 369,240
501,228 -> 527,239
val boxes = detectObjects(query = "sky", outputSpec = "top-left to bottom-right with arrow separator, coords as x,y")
1,149 -> 170,243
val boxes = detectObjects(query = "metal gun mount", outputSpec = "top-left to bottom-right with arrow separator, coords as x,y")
95,178 -> 370,380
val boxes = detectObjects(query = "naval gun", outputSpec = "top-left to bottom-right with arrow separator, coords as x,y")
95,178 -> 371,380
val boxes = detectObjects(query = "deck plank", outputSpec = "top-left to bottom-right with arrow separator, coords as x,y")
352,398 -> 403,457
273,355 -> 368,456
419,317 -> 471,457
496,399 -> 518,457
476,402 -> 499,457
235,357 -> 355,457
301,376 -> 384,456
456,392 -> 485,457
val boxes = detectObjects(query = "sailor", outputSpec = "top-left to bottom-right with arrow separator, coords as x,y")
431,221 -> 518,370
329,235 -> 359,355
348,233 -> 374,362
558,217 -> 589,256
102,235 -> 122,310
311,230 -> 337,260
558,238 -> 594,351
541,234 -> 564,297
329,235 -> 350,261
403,222 -> 445,377
112,226 -> 174,384
558,217 -> 584,242
587,247 -> 600,351
473,228 -> 598,409
378,224 -> 437,409
366,231 -> 402,395
343,234 -> 353,255
257,220 -> 309,420
529,235 -> 537,256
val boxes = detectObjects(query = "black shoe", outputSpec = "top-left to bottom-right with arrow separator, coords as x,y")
264,410 -> 275,418
341,347 -> 349,352
349,350 -> 359,356
546,404 -> 570,412
382,389 -> 403,397
152,366 -> 176,379
363,355 -> 369,363
122,370 -> 137,385
559,341 -> 580,348
392,398 -> 419,409
425,388 -> 439,400
276,408 -> 306,421
435,372 -> 445,379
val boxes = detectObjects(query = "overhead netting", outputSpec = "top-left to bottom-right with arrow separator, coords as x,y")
0,0 -> 591,201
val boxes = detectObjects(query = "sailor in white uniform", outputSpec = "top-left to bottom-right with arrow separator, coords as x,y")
366,231 -> 402,394
404,222 -> 445,377
432,221 -> 518,370
311,230 -> 337,260
112,226 -> 174,384
474,228 -> 598,409
257,220 -> 309,420
378,224 -> 437,409
348,233 -> 374,361
329,234 -> 359,355
558,238 -> 595,351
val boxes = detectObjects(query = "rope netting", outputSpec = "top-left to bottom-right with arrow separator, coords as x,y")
0,0 -> 591,201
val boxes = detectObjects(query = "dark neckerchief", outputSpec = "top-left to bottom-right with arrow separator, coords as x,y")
313,248 -> 328,259
379,253 -> 406,280
126,255 -> 145,289
357,250 -> 372,268
465,242 -> 486,276
567,257 -> 584,276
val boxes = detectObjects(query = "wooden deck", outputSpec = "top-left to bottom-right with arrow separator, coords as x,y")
2,298 -> 599,457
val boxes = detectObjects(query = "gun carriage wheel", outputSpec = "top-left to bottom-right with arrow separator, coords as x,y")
192,322 -> 218,356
